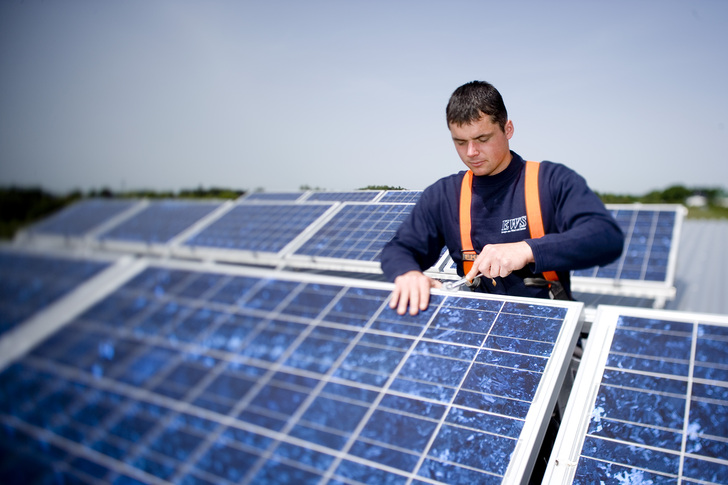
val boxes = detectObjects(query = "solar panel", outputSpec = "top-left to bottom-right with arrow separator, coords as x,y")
25,199 -> 139,237
544,305 -> 728,484
0,249 -> 110,337
291,203 -> 414,266
571,205 -> 686,306
379,190 -> 422,203
573,206 -> 680,282
306,191 -> 381,202
183,203 -> 334,254
99,200 -> 222,244
0,260 -> 582,484
243,192 -> 305,202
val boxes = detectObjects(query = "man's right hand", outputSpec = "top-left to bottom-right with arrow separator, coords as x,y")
389,270 -> 442,316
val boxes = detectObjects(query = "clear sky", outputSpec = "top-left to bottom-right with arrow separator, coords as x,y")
1,0 -> 726,196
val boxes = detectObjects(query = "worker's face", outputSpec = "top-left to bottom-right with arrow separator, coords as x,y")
449,115 -> 514,176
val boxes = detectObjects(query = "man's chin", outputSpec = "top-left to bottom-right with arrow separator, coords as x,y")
468,164 -> 489,176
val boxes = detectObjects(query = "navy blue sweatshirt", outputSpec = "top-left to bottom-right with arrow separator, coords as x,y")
380,152 -> 624,299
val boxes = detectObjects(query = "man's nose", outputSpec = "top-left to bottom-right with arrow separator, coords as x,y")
467,142 -> 479,157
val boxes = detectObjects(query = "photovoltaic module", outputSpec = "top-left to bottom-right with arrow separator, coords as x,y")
183,203 -> 334,254
544,305 -> 728,484
378,191 -> 422,204
0,260 -> 581,484
572,206 -> 681,283
26,198 -> 139,237
99,201 -> 221,244
293,204 -> 414,263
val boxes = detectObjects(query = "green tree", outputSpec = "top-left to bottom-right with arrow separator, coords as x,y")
359,185 -> 406,190
660,185 -> 692,204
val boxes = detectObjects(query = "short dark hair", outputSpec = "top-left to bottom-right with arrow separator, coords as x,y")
446,81 -> 508,131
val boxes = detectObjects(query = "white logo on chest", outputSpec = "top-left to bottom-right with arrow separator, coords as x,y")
501,215 -> 527,234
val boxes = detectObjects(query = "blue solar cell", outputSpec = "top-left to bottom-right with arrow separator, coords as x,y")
446,405 -> 524,438
588,418 -> 683,450
693,363 -> 728,382
476,349 -> 548,372
184,203 -> 332,252
428,424 -> 516,476
0,251 -> 109,336
578,439 -> 680,478
683,459 -> 728,484
602,368 -> 687,394
100,200 -> 220,243
595,384 -> 686,429
294,203 -> 414,261
29,198 -> 137,236
696,334 -> 728,364
486,335 -> 555,358
0,265 -> 578,484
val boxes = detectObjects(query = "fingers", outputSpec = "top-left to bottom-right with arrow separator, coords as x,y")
476,252 -> 511,279
465,264 -> 480,282
389,283 -> 402,310
472,242 -> 533,279
390,271 -> 433,316
400,273 -> 429,316
405,284 -> 421,316
416,274 -> 431,314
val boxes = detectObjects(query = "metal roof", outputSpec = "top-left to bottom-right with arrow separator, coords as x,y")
663,219 -> 728,315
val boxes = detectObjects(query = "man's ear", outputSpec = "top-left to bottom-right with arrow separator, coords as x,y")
505,120 -> 514,139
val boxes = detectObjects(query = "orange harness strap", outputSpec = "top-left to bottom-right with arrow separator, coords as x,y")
458,170 -> 476,275
458,161 -> 559,282
524,160 -> 559,282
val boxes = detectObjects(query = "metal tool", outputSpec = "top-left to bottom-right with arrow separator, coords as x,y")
442,274 -> 496,291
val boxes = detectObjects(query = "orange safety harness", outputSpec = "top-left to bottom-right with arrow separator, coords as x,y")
459,160 -> 559,283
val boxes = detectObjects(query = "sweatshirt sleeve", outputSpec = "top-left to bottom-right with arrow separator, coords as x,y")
526,162 -> 624,274
380,186 -> 447,281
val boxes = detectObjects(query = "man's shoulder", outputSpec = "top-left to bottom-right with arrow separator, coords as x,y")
533,160 -> 585,184
535,159 -> 585,173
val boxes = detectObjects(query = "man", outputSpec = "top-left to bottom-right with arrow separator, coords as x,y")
380,81 -> 624,315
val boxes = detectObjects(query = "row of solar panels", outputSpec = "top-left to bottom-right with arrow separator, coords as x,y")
244,190 -> 423,204
18,193 -> 687,306
19,193 -> 418,273
1,248 -> 725,484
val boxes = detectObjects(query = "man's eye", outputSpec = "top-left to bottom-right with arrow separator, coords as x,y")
478,137 -> 489,143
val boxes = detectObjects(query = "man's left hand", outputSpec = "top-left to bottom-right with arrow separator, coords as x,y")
465,241 -> 535,281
